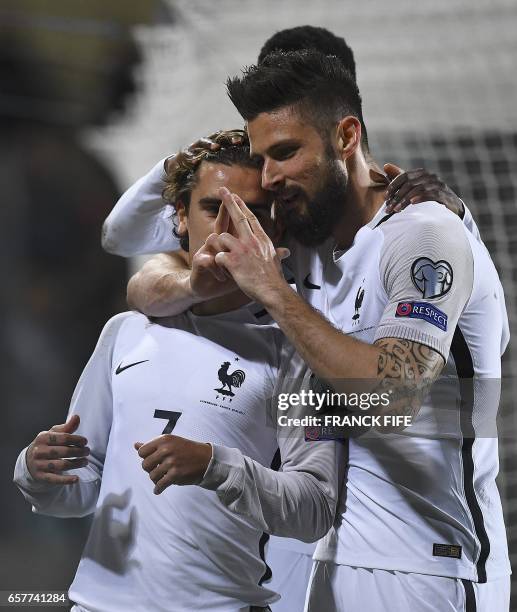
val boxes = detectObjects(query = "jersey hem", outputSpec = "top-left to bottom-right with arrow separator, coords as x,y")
312,551 -> 512,583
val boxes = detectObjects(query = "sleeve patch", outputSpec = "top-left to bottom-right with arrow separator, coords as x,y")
411,257 -> 453,298
395,301 -> 448,331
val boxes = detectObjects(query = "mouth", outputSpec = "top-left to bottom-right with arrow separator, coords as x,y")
276,191 -> 302,210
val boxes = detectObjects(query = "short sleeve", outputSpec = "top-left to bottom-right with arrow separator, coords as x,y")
374,203 -> 474,361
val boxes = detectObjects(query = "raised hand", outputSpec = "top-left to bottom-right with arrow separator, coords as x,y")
26,415 -> 89,485
212,187 -> 290,305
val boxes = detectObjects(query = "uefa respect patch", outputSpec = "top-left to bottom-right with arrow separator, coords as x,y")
395,301 -> 448,331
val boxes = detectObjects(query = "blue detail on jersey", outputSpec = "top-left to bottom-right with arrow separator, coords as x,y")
395,301 -> 448,331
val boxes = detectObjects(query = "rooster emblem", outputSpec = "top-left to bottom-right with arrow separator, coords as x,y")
352,284 -> 365,323
215,361 -> 246,397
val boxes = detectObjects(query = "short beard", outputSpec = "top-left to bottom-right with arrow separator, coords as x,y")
278,154 -> 347,247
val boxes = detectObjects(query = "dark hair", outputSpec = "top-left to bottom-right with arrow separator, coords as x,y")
163,129 -> 261,251
257,27 -> 368,150
258,26 -> 356,81
227,50 -> 366,149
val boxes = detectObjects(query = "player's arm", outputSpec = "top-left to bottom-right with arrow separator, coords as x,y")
135,436 -> 343,542
126,251 -> 192,316
200,430 -> 344,542
13,314 -> 128,517
215,193 -> 474,415
102,158 -> 180,257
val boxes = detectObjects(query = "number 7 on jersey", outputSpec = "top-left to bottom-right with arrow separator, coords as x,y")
154,409 -> 182,434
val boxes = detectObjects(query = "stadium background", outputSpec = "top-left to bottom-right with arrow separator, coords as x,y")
1,0 -> 516,609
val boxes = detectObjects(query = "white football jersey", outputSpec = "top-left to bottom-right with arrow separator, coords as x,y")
286,202 -> 510,583
14,305 -> 342,612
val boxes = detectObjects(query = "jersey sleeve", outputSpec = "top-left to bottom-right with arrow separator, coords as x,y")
101,158 -> 180,257
13,313 -> 131,518
374,203 -> 474,361
200,343 -> 344,542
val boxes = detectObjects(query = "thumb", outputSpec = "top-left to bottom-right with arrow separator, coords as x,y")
383,162 -> 405,179
276,247 -> 291,261
52,414 -> 80,433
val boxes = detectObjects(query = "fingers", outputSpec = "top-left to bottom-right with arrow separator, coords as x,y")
154,473 -> 175,495
386,168 -> 425,199
214,202 -> 229,234
32,457 -> 89,474
44,430 -> 88,447
141,448 -> 167,473
369,168 -> 390,186
276,247 -> 291,261
31,443 -> 90,461
389,186 -> 429,212
194,247 -> 227,282
189,137 -> 220,152
50,414 -> 80,434
387,171 -> 427,204
34,473 -> 80,485
136,437 -> 160,459
219,187 -> 254,238
383,163 -> 405,179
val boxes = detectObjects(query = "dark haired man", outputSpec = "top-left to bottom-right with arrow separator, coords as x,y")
211,50 -> 510,611
101,26 -> 486,611
14,133 -> 341,612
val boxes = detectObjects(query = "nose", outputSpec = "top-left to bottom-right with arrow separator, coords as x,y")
262,158 -> 283,192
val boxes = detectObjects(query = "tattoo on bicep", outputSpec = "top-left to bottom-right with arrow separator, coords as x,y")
374,338 -> 443,420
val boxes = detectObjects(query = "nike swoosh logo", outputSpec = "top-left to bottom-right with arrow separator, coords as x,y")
115,360 -> 149,375
303,274 -> 321,290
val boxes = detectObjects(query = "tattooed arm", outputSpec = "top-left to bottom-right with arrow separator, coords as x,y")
372,337 -> 444,426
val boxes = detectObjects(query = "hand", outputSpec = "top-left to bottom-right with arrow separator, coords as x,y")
164,131 -> 246,176
384,163 -> 464,217
189,204 -> 239,301
26,415 -> 90,485
135,434 -> 212,494
212,187 -> 290,306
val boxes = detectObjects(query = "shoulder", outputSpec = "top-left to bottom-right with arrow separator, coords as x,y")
378,202 -> 471,260
96,311 -> 147,350
379,201 -> 465,237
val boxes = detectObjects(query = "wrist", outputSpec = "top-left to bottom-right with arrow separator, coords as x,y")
260,278 -> 296,311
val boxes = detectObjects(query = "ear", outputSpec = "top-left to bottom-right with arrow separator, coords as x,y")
336,116 -> 361,161
175,200 -> 188,237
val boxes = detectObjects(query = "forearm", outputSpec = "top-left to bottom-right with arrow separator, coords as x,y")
263,283 -> 380,381
262,284 -> 442,416
201,442 -> 341,542
13,448 -> 100,518
127,252 -> 196,317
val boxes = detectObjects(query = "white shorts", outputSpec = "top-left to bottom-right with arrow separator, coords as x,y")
266,542 -> 314,612
305,562 -> 510,612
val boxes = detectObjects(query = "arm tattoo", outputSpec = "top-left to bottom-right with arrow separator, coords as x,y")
373,338 -> 443,423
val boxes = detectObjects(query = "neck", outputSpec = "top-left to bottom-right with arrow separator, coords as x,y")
191,289 -> 251,316
332,152 -> 387,249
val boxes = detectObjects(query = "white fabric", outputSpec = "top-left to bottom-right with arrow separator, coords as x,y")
265,541 -> 314,612
287,202 -> 510,582
305,562 -> 510,612
14,307 -> 337,612
101,158 -> 179,256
